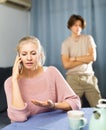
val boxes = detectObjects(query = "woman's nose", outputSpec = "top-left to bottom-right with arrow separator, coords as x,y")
27,54 -> 32,60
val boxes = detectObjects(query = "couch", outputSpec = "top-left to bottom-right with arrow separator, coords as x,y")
0,67 -> 12,129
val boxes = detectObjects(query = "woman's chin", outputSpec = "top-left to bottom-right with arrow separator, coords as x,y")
25,66 -> 35,71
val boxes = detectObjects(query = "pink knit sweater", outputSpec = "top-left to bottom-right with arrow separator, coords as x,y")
4,66 -> 81,122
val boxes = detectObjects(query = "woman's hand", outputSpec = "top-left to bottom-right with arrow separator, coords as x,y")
31,100 -> 72,111
12,55 -> 25,109
12,55 -> 22,80
31,99 -> 55,109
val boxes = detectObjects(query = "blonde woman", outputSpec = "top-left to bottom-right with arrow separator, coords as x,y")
4,36 -> 81,122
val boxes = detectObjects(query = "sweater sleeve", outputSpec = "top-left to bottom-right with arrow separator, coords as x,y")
4,77 -> 30,122
49,66 -> 81,110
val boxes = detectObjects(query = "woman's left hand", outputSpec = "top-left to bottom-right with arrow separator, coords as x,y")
31,99 -> 55,109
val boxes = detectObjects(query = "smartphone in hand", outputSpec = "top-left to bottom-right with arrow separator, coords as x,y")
18,62 -> 23,74
17,53 -> 23,74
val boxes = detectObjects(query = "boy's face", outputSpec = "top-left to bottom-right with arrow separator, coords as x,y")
70,20 -> 82,35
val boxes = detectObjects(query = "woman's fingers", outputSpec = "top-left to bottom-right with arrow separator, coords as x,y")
31,100 -> 54,108
31,100 -> 47,107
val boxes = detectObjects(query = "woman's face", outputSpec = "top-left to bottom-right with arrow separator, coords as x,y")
19,41 -> 40,70
70,20 -> 82,35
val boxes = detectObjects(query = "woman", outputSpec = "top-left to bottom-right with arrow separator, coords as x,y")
4,36 -> 81,122
61,14 -> 101,107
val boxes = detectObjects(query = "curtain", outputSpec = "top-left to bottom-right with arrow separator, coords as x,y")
30,0 -> 106,98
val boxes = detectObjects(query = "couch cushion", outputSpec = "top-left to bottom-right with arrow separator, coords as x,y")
0,85 -> 7,112
0,67 -> 12,112
0,111 -> 10,129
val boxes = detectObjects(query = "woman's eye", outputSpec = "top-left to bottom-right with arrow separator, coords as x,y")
22,54 -> 26,56
32,52 -> 36,55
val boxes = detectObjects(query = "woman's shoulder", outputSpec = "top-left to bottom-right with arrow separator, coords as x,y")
5,76 -> 12,84
46,66 -> 58,72
44,66 -> 60,75
4,76 -> 12,90
4,76 -> 12,87
46,66 -> 62,77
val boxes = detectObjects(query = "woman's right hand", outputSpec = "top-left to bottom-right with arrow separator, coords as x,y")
31,99 -> 55,109
12,55 -> 22,80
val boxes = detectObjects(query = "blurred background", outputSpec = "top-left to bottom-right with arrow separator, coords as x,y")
0,0 -> 106,98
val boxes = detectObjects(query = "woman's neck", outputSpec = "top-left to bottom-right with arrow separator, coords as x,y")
20,66 -> 43,78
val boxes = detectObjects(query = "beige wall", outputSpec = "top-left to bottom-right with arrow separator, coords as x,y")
0,4 -> 30,67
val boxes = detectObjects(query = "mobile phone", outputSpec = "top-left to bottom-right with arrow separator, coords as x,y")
17,53 -> 23,74
18,62 -> 22,71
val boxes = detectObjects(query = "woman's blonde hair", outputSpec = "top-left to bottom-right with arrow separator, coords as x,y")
16,36 -> 46,65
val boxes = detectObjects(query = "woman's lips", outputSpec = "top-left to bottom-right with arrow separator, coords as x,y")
26,62 -> 33,66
